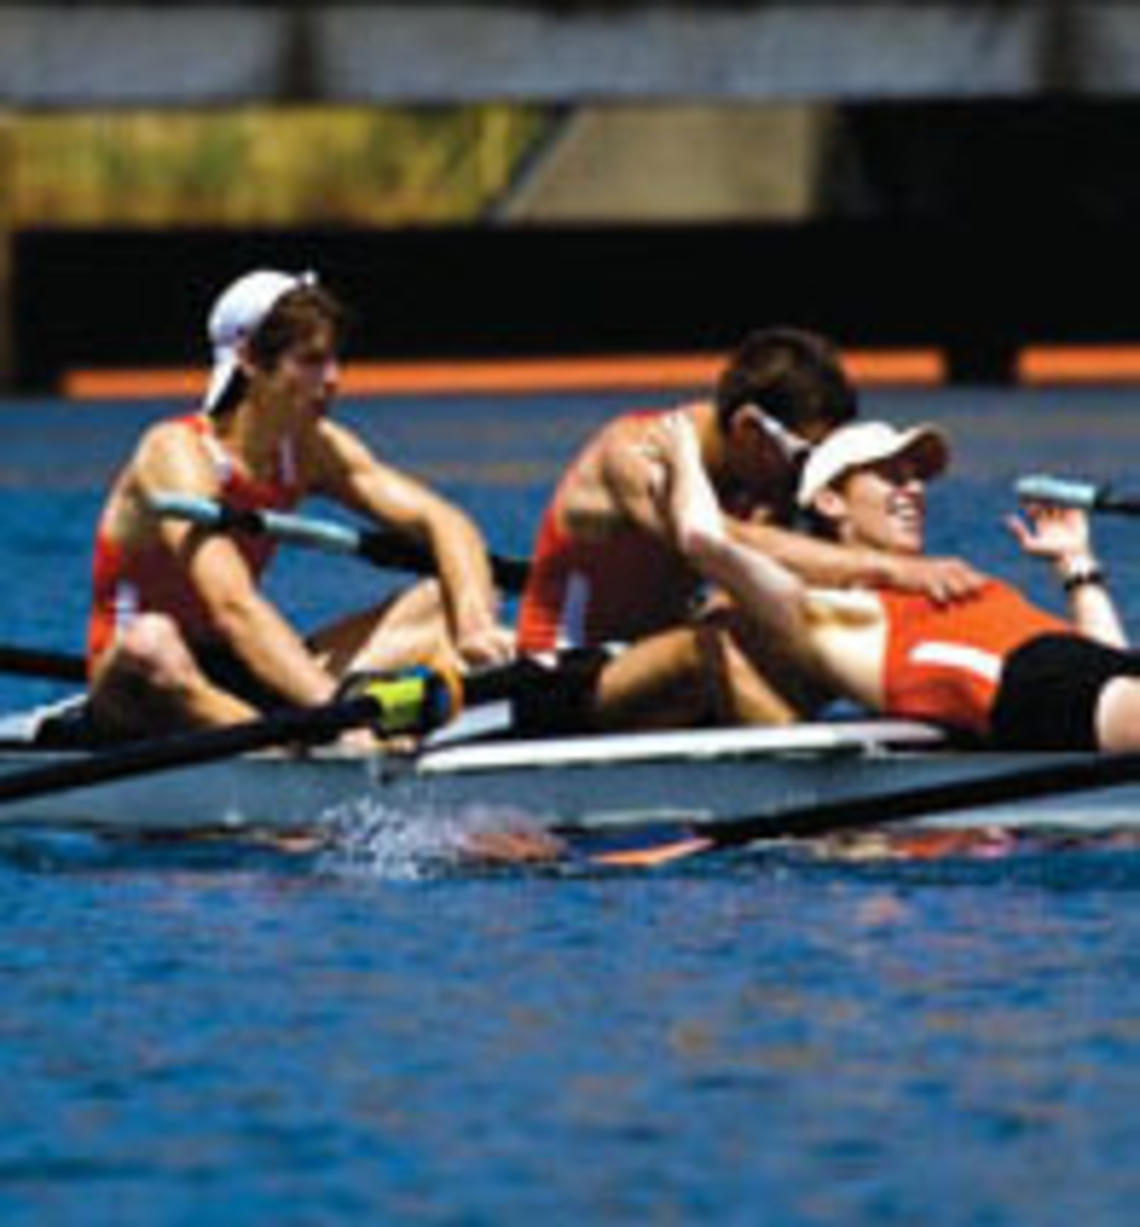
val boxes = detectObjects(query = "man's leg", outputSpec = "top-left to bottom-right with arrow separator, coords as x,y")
89,613 -> 255,739
578,613 -> 820,732
699,603 -> 829,726
1095,676 -> 1140,751
309,580 -> 457,679
589,626 -> 713,730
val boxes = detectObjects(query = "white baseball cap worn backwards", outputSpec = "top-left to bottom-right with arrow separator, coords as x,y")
797,420 -> 949,507
204,268 -> 317,413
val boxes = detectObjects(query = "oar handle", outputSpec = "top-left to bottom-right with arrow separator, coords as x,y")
0,666 -> 457,807
150,493 -> 530,592
1016,474 -> 1140,516
1016,474 -> 1101,509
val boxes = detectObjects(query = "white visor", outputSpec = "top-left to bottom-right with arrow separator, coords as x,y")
797,421 -> 949,507
203,268 -> 316,413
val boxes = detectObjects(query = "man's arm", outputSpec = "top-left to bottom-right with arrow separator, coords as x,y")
597,408 -> 745,553
660,413 -> 816,652
600,411 -> 985,602
135,426 -> 337,706
311,420 -> 512,666
590,416 -> 682,544
729,518 -> 986,604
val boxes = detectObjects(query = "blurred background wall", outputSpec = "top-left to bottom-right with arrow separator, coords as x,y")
3,1 -> 1140,390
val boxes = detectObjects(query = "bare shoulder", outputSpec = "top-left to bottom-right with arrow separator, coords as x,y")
316,414 -> 387,463
595,410 -> 673,485
132,417 -> 214,495
134,416 -> 195,461
564,418 -> 647,517
805,587 -> 884,625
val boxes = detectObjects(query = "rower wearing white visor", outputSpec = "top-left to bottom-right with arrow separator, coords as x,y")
514,328 -> 984,733
87,268 -> 513,742
665,415 -> 1140,751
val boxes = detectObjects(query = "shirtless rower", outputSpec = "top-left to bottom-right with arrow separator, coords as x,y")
668,413 -> 1140,751
87,269 -> 513,741
515,328 -> 984,732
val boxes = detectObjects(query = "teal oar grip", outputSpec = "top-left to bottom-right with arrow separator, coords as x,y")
150,493 -> 362,555
1015,474 -> 1100,509
148,491 -> 530,591
149,492 -> 226,526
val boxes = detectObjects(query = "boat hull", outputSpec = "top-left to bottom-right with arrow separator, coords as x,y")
0,720 -> 1137,838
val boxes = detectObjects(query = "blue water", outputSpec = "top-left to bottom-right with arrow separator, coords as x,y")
1,386 -> 1140,1225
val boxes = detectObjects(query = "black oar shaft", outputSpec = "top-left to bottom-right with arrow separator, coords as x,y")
0,695 -> 379,806
0,655 -> 591,807
354,529 -> 529,593
692,749 -> 1140,848
0,647 -> 86,683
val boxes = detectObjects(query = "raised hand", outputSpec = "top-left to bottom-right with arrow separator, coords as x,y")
1006,501 -> 1092,564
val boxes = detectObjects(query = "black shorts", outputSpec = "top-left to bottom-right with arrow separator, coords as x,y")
194,645 -> 289,713
989,633 -> 1140,751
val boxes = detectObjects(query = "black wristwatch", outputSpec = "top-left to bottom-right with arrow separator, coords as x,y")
1060,554 -> 1107,593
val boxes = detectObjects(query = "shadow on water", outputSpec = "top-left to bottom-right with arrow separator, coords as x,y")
6,814 -> 1140,895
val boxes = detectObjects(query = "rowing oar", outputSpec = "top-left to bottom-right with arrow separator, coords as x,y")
592,747 -> 1140,867
0,653 -> 600,807
0,645 -> 86,683
0,666 -> 455,807
1016,474 -> 1140,516
0,492 -> 530,684
151,492 -> 532,593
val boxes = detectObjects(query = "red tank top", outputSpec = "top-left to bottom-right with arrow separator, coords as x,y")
87,415 -> 303,671
516,409 -> 704,650
516,507 -> 696,650
880,581 -> 1071,735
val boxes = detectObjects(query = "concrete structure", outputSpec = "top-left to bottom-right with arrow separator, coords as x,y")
1,3 -> 1139,105
502,105 -> 831,223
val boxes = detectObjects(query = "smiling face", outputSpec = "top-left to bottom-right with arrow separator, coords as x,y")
815,452 -> 931,555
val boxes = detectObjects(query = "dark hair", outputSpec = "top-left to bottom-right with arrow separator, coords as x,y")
714,327 -> 857,434
799,505 -> 841,541
247,283 -> 346,371
212,283 -> 347,416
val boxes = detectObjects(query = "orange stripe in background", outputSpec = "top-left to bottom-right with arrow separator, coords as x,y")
62,348 -> 948,402
1017,345 -> 1140,385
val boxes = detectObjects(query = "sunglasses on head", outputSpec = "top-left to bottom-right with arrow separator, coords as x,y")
755,408 -> 813,464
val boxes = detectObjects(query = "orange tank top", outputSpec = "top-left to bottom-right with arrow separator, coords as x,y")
87,414 -> 303,672
880,581 -> 1071,735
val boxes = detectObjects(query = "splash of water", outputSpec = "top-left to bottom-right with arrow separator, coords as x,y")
313,793 -> 563,880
